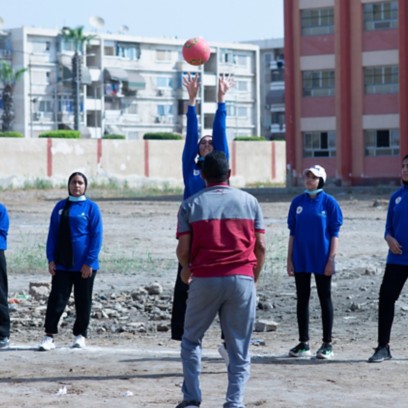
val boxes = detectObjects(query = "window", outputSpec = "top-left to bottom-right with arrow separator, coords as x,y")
58,96 -> 74,113
301,7 -> 334,36
364,65 -> 399,94
236,80 -> 248,92
234,54 -> 248,67
156,76 -> 173,88
303,131 -> 336,157
302,70 -> 335,96
272,112 -> 285,129
60,38 -> 76,53
264,53 -> 272,67
157,104 -> 173,116
237,106 -> 248,117
116,42 -> 141,60
120,98 -> 138,114
226,104 -> 248,117
271,69 -> 284,82
104,45 -> 115,56
38,100 -> 53,113
363,1 -> 398,31
31,70 -> 50,85
365,129 -> 399,156
156,50 -> 172,62
31,40 -> 51,53
219,50 -> 248,66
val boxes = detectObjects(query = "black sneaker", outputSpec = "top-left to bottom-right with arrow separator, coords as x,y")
175,401 -> 201,408
368,345 -> 392,363
316,343 -> 334,360
289,342 -> 311,357
0,337 -> 9,349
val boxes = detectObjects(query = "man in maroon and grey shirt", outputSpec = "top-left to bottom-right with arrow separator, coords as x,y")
175,151 -> 266,408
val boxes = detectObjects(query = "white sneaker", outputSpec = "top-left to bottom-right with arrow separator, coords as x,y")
218,343 -> 229,366
72,335 -> 86,349
38,335 -> 56,351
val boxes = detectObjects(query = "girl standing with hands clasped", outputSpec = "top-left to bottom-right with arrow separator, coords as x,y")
287,165 -> 343,359
39,172 -> 103,351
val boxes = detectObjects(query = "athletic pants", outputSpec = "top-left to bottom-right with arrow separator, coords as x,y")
378,263 -> 408,346
294,272 -> 333,344
0,250 -> 10,338
44,269 -> 96,337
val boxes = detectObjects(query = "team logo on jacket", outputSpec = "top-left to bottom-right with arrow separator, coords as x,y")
395,196 -> 402,205
193,169 -> 200,176
321,210 -> 326,216
296,206 -> 303,214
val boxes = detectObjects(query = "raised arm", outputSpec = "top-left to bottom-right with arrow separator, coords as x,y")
182,73 -> 200,187
213,74 -> 235,159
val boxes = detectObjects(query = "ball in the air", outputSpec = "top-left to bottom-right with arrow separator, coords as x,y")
182,37 -> 211,66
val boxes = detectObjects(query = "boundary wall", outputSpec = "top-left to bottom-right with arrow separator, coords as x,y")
0,139 -> 286,187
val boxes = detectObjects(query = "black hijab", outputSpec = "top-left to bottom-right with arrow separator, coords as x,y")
55,172 -> 88,268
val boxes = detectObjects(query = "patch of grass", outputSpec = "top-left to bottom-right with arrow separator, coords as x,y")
100,249 -> 175,277
8,243 -> 48,274
23,179 -> 54,190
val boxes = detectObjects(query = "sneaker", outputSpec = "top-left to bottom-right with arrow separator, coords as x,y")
175,401 -> 201,408
0,337 -> 9,349
289,342 -> 312,358
316,343 -> 334,360
38,335 -> 56,351
368,345 -> 392,363
218,343 -> 229,366
72,335 -> 86,349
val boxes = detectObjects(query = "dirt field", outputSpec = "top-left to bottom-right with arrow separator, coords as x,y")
2,188 -> 408,408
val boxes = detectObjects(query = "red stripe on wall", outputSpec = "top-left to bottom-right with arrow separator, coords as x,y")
144,140 -> 149,177
339,0 -> 352,182
271,142 -> 276,180
231,141 -> 236,176
284,0 -> 296,180
97,139 -> 102,164
47,138 -> 52,177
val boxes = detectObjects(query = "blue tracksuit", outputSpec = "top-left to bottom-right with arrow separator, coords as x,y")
288,191 -> 343,274
182,103 -> 229,199
0,204 -> 8,250
385,184 -> 408,265
46,198 -> 103,271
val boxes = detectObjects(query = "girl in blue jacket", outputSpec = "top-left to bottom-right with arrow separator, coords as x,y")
171,73 -> 234,343
369,154 -> 408,363
287,165 -> 343,360
39,172 -> 103,351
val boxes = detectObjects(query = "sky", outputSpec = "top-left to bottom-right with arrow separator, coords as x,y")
0,0 -> 284,42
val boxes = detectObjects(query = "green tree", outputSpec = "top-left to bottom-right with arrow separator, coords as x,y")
0,61 -> 27,132
61,26 -> 94,131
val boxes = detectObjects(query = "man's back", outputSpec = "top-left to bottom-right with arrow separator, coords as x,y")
177,185 -> 264,278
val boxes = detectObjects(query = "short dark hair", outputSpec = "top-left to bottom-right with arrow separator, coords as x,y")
202,151 -> 230,183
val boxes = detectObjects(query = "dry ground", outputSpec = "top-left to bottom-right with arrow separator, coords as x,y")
1,188 -> 408,407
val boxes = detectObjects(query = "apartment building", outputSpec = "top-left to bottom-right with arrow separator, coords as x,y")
0,26 -> 260,140
284,0 -> 408,185
245,38 -> 285,140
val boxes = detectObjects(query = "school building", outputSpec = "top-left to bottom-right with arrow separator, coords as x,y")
284,0 -> 408,185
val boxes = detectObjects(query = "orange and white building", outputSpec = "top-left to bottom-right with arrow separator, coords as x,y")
284,0 -> 408,185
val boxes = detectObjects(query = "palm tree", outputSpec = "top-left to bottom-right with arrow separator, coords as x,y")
0,61 -> 27,132
61,26 -> 94,131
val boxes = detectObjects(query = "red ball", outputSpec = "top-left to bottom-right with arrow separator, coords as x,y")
182,37 -> 211,66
